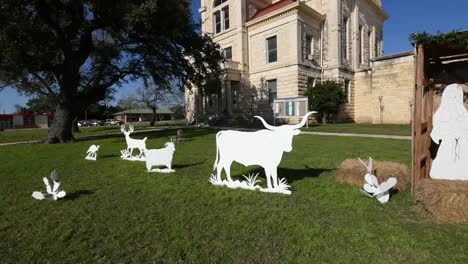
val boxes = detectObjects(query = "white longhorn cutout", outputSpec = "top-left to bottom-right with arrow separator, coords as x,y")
211,111 -> 317,195
121,125 -> 147,161
85,145 -> 100,161
32,170 -> 66,201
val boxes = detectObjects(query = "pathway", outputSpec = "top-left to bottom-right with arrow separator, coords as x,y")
0,125 -> 411,146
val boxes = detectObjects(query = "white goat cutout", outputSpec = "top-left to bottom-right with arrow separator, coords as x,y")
211,111 -> 317,195
430,84 -> 468,180
85,145 -> 100,161
144,141 -> 176,173
358,157 -> 397,204
121,125 -> 147,161
32,170 -> 66,201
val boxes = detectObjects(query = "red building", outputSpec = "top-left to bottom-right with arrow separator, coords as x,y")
0,114 -> 54,130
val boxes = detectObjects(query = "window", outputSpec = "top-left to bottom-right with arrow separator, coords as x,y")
342,16 -> 349,60
213,3 -> 229,34
305,35 -> 313,59
267,79 -> 277,104
231,81 -> 240,105
214,11 -> 221,33
223,7 -> 229,30
266,36 -> 277,63
344,80 -> 351,103
375,35 -> 379,58
307,77 -> 315,90
224,47 -> 232,60
214,0 -> 228,7
285,101 -> 296,116
358,25 -> 364,65
368,30 -> 372,63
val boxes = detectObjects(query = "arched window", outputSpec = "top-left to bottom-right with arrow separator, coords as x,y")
214,0 -> 228,7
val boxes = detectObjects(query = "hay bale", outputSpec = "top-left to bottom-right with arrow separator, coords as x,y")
336,159 -> 410,191
414,179 -> 468,222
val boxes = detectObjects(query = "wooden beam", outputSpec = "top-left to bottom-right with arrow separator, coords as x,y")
412,44 -> 425,194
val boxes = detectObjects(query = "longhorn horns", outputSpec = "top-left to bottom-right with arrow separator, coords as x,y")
254,111 -> 317,130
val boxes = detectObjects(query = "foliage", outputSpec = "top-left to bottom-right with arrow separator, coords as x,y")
304,80 -> 346,123
1,130 -> 468,262
0,0 -> 224,143
410,30 -> 468,48
25,96 -> 57,114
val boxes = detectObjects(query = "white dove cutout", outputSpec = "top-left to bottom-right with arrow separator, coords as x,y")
32,170 -> 66,201
358,157 -> 397,204
85,145 -> 100,161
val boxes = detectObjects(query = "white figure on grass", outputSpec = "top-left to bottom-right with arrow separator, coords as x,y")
144,140 -> 176,173
211,111 -> 317,195
430,84 -> 468,180
121,125 -> 147,161
32,170 -> 66,201
358,157 -> 397,204
85,145 -> 100,161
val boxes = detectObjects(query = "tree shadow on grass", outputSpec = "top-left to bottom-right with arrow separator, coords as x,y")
172,161 -> 205,169
100,154 -> 119,159
63,190 -> 94,201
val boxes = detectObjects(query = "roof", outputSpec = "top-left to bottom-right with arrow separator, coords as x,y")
113,108 -> 173,116
411,30 -> 468,59
249,0 -> 296,21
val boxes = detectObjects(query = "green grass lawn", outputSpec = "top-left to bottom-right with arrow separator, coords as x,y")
302,123 -> 412,136
0,120 -> 185,144
1,129 -> 467,263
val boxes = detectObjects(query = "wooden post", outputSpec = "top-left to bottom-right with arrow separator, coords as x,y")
425,80 -> 435,179
412,44 -> 425,194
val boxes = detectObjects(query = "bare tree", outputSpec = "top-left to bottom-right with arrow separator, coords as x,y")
135,81 -> 177,126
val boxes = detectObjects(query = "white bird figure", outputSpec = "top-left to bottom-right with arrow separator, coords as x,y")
358,157 -> 397,204
85,145 -> 100,161
32,170 -> 66,201
121,125 -> 147,159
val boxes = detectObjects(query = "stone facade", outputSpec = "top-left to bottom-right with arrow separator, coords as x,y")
186,0 -> 414,124
354,52 -> 415,124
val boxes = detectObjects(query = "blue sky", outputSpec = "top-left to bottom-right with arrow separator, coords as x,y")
0,0 -> 466,113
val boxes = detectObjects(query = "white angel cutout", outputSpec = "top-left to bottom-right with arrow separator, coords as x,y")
358,157 -> 397,204
85,145 -> 100,161
32,170 -> 66,201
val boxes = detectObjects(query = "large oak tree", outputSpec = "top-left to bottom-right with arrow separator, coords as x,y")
0,0 -> 224,143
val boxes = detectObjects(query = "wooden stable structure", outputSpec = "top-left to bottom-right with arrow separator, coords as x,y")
411,31 -> 468,221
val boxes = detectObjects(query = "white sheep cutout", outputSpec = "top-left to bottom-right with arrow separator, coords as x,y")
144,140 -> 176,173
121,125 -> 147,159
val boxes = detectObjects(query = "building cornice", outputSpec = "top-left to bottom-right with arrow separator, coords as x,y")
245,1 -> 325,29
364,0 -> 389,20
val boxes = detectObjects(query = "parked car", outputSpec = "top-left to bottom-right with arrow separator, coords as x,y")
105,119 -> 123,126
78,120 -> 89,127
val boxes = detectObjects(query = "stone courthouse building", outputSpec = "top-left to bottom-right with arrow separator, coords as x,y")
185,0 -> 415,124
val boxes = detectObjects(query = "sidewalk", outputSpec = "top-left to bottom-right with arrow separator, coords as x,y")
0,126 -> 185,146
0,125 -> 411,146
208,126 -> 411,140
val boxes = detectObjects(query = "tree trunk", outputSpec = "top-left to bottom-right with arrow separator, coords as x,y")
150,107 -> 157,126
72,116 -> 80,133
46,104 -> 76,143
321,113 -> 327,124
